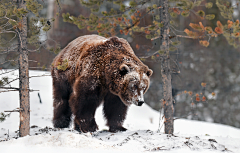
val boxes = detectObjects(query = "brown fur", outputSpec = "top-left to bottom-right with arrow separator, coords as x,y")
51,35 -> 152,132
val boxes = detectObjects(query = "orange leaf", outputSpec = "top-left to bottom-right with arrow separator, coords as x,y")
215,27 -> 223,34
201,82 -> 206,87
189,23 -> 201,30
188,91 -> 193,96
234,32 -> 240,37
145,30 -> 150,34
120,29 -> 123,34
131,15 -> 136,20
205,26 -> 213,32
217,21 -> 223,29
199,22 -> 204,30
136,44 -> 140,50
211,92 -> 216,96
124,29 -> 129,35
184,29 -> 190,34
199,40 -> 209,47
17,22 -> 23,30
228,20 -> 233,28
184,29 -> 199,38
236,19 -> 239,25
173,8 -> 181,14
196,93 -> 199,97
202,96 -> 206,101
196,96 -> 200,102
227,20 -> 233,25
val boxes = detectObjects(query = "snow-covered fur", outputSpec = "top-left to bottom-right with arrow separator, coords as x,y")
51,35 -> 152,133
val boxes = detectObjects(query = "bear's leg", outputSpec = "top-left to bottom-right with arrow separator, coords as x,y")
70,77 -> 100,133
52,79 -> 72,128
103,92 -> 128,132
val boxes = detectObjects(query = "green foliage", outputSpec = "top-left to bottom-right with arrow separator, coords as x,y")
170,20 -> 175,25
205,2 -> 213,8
193,0 -> 203,7
80,0 -> 104,7
181,11 -> 190,17
57,59 -> 69,71
0,0 -> 56,55
171,41 -> 181,46
26,0 -> 43,15
0,112 -> 10,122
216,0 -> 233,19
197,10 -> 205,17
205,14 -> 215,20
169,46 -> 177,51
0,77 -> 9,86
170,12 -> 178,18
42,65 -> 46,71
49,44 -> 61,54
129,1 -> 137,7
62,0 -> 240,49
158,50 -> 165,54
8,19 -> 17,26
120,4 -> 126,11
152,4 -> 157,9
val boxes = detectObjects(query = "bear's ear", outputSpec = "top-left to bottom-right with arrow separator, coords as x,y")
109,36 -> 119,43
106,36 -> 120,47
146,69 -> 153,77
119,64 -> 130,76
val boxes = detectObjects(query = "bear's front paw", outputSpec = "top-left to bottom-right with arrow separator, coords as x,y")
109,126 -> 127,133
76,118 -> 99,133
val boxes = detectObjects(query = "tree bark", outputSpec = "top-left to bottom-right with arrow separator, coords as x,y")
18,0 -> 30,137
159,0 -> 174,134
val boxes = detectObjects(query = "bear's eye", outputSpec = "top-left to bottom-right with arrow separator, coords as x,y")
133,85 -> 138,89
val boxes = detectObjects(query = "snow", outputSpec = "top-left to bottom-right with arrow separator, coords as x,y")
1,70 -> 240,153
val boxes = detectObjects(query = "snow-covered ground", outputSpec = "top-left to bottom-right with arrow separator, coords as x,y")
0,70 -> 240,153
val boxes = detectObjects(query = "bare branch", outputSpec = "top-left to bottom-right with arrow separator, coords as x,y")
4,108 -> 23,113
0,69 -> 18,75
0,60 -> 17,66
0,89 -> 18,93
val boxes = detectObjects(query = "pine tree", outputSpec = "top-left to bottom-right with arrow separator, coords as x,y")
62,0 -> 240,134
0,0 -> 57,137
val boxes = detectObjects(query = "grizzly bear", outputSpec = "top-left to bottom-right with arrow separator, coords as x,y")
51,35 -> 152,133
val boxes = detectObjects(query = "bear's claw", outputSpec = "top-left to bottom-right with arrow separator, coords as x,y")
109,126 -> 127,133
75,118 -> 98,133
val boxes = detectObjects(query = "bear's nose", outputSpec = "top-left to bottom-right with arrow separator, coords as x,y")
137,101 -> 144,106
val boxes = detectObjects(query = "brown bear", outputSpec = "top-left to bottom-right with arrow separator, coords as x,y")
51,35 -> 152,133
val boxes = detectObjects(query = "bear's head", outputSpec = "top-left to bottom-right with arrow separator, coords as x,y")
117,63 -> 153,106
104,37 -> 153,106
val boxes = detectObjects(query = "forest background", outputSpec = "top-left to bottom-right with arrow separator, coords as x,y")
1,0 -> 240,129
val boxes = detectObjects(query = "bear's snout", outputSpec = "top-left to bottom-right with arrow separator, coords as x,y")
137,101 -> 144,106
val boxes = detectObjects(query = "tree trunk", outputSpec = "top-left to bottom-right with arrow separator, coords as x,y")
160,0 -> 174,134
18,0 -> 30,137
